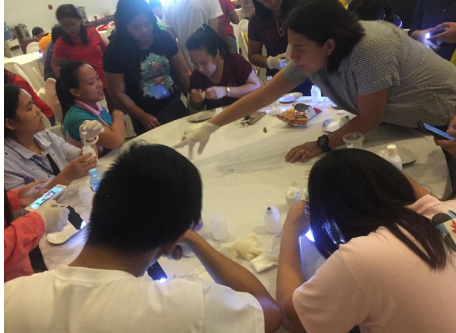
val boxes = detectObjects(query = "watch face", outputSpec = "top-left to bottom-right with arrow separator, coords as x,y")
318,135 -> 328,147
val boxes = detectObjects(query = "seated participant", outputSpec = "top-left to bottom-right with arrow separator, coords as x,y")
276,149 -> 456,333
4,144 -> 283,333
4,181 -> 69,282
44,27 -> 67,81
32,27 -> 52,55
5,69 -> 55,125
187,25 -> 261,111
4,84 -> 98,191
57,61 -> 126,155
347,0 -> 402,27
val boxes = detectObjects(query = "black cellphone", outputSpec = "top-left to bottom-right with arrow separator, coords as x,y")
428,28 -> 447,38
67,206 -> 85,230
417,121 -> 454,140
147,262 -> 167,281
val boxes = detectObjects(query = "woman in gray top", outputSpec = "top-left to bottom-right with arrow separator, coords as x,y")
176,0 -> 456,163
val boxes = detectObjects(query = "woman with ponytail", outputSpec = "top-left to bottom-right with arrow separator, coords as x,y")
276,149 -> 456,333
186,24 -> 261,111
57,62 -> 126,155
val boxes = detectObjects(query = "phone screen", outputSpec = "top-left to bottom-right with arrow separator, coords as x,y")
29,186 -> 65,210
67,206 -> 86,230
147,262 -> 167,282
424,123 -> 454,140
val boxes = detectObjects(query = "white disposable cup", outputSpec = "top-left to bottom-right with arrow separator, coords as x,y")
209,212 -> 229,240
343,132 -> 364,149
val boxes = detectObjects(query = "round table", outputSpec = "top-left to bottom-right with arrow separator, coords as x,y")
40,99 -> 451,319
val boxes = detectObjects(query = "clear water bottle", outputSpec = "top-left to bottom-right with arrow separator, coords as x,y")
89,168 -> 103,192
311,85 -> 322,102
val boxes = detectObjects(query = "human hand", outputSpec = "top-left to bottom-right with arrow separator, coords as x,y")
411,29 -> 440,51
435,129 -> 456,158
428,22 -> 456,44
17,180 -> 48,208
267,53 -> 287,70
173,122 -> 220,159
167,229 -> 198,260
36,200 -> 69,233
449,115 -> 456,130
80,120 -> 105,142
283,200 -> 310,233
285,141 -> 322,163
190,89 -> 205,104
205,86 -> 227,100
140,113 -> 161,130
62,153 -> 97,181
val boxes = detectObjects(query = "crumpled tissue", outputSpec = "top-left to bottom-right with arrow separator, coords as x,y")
221,233 -> 266,262
250,245 -> 280,273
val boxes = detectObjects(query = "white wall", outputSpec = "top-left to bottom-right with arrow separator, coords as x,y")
4,0 -> 119,33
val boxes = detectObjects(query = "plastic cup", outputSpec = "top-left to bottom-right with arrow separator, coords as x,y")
79,185 -> 94,208
209,212 -> 229,240
343,132 -> 364,149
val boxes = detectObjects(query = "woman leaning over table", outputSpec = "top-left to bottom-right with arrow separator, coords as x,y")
175,0 -> 456,173
4,84 -> 99,192
276,149 -> 456,333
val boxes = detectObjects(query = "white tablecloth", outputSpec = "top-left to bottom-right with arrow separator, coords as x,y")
40,100 -> 451,316
4,52 -> 45,92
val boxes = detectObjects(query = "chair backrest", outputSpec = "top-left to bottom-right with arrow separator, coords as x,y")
238,19 -> 249,61
4,62 -> 34,87
106,25 -> 115,41
47,125 -> 64,138
45,78 -> 63,123
26,42 -> 40,54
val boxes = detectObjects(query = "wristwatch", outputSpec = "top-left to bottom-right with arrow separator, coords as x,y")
317,134 -> 332,153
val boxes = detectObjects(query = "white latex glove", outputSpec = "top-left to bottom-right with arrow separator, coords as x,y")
266,53 -> 287,70
80,120 -> 105,143
173,122 -> 220,159
36,200 -> 69,234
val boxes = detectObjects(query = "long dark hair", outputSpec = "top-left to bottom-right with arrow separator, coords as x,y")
56,61 -> 86,123
308,149 -> 450,270
112,0 -> 160,50
252,0 -> 298,18
286,0 -> 364,73
4,84 -> 22,138
56,4 -> 88,46
186,24 -> 231,58
4,190 -> 14,228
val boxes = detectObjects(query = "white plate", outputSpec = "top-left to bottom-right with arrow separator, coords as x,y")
322,117 -> 350,133
279,92 -> 303,103
376,147 -> 417,165
46,223 -> 84,245
188,111 -> 213,122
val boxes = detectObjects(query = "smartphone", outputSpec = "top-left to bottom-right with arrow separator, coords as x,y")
147,262 -> 167,282
67,206 -> 86,230
241,111 -> 266,126
25,185 -> 67,212
426,28 -> 447,39
417,121 -> 454,140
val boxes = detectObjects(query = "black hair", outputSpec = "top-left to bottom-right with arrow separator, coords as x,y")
348,0 -> 396,24
308,149 -> 451,270
51,26 -> 66,43
32,27 -> 44,37
86,144 -> 202,253
112,0 -> 160,49
4,84 -> 22,138
56,61 -> 87,123
286,0 -> 365,73
252,0 -> 298,18
186,24 -> 231,58
56,4 -> 89,46
4,190 -> 14,228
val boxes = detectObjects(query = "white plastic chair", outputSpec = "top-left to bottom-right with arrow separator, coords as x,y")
45,78 -> 63,123
106,25 -> 115,43
96,25 -> 105,31
47,125 -> 64,138
26,42 -> 40,54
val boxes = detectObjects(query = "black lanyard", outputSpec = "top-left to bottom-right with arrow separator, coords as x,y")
29,155 -> 61,176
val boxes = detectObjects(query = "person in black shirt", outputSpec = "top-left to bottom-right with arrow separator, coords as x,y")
410,0 -> 456,61
103,0 -> 190,136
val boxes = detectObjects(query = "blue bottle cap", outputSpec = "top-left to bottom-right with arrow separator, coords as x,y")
89,168 -> 98,176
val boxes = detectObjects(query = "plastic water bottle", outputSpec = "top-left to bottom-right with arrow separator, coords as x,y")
311,85 -> 322,102
263,205 -> 282,234
383,145 -> 402,170
89,168 -> 103,192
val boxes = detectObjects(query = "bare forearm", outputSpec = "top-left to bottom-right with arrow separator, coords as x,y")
112,92 -> 147,121
327,116 -> 381,149
209,72 -> 297,127
228,83 -> 260,98
249,54 -> 268,69
177,72 -> 190,95
98,115 -> 126,149
45,173 -> 72,189
277,224 -> 307,333
51,63 -> 60,77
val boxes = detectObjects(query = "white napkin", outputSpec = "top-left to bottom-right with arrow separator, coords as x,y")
221,233 -> 266,262
250,246 -> 280,273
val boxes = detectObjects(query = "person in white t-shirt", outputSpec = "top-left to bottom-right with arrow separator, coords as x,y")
276,149 -> 456,333
4,144 -> 282,333
162,0 -> 225,69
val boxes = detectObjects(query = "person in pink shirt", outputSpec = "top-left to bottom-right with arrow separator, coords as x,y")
4,181 -> 69,282
277,149 -> 456,333
218,0 -> 240,53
